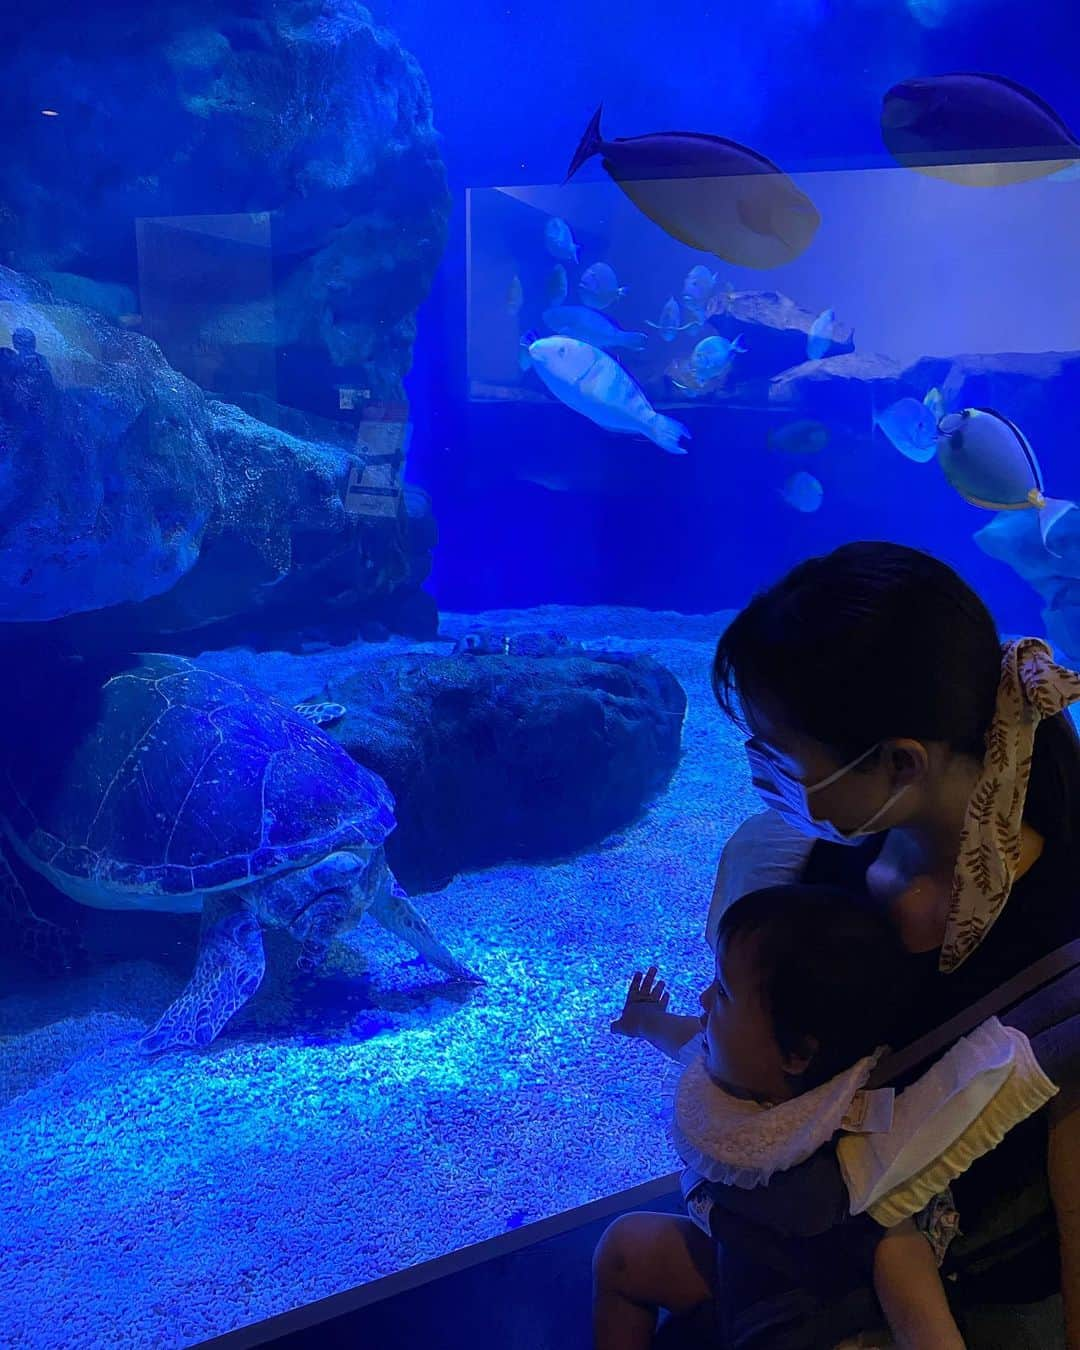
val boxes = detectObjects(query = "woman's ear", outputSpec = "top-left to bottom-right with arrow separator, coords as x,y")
886,738 -> 929,786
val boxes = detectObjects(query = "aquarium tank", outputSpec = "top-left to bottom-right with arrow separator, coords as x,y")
1,0 -> 1078,1345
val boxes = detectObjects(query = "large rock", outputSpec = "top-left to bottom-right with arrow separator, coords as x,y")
323,649 -> 687,892
0,267 -> 435,637
0,0 -> 449,409
708,291 -> 855,388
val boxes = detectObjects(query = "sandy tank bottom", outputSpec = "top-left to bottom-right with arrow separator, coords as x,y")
0,606 -> 756,1350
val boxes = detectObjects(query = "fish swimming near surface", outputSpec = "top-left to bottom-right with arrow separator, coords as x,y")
690,333 -> 746,383
507,275 -> 524,316
881,73 -> 1080,187
543,304 -> 648,352
781,471 -> 824,513
646,296 -> 695,342
546,265 -> 569,306
937,407 -> 1075,547
578,262 -> 627,310
768,419 -> 830,454
545,217 -> 580,262
874,393 -> 940,463
522,334 -> 690,454
565,106 -> 820,269
806,308 -> 836,360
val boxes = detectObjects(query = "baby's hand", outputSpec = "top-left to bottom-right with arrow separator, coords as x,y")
611,966 -> 671,1038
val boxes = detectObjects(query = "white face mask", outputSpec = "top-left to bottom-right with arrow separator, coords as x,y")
745,737 -> 910,846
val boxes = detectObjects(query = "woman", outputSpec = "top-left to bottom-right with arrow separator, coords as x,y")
596,542 -> 1080,1347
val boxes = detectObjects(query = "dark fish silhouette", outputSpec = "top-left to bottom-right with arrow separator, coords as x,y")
565,106 -> 819,270
881,73 -> 1080,186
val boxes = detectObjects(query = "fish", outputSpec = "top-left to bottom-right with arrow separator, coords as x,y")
542,305 -> 648,352
646,296 -> 695,342
507,275 -> 524,316
874,393 -> 940,463
522,334 -> 690,454
690,333 -> 746,383
881,73 -> 1080,187
780,471 -> 824,513
578,262 -> 627,310
294,701 -> 347,727
767,419 -> 830,454
806,308 -> 835,361
565,105 -> 820,270
545,217 -> 580,262
936,407 -> 1075,548
682,265 -> 720,323
546,265 -> 569,306
665,354 -> 731,398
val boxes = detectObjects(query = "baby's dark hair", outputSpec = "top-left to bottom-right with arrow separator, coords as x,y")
715,883 -> 907,1090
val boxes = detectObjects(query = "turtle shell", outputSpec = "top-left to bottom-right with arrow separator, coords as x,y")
3,654 -> 395,902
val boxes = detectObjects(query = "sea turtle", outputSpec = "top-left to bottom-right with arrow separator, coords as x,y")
452,628 -> 582,658
0,653 -> 476,1052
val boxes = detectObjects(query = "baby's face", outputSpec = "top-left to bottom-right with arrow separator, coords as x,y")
698,932 -> 792,1104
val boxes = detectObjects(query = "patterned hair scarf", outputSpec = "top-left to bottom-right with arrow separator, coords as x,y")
942,637 -> 1080,973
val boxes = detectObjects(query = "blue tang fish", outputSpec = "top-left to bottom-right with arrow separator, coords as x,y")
937,407 -> 1075,548
579,262 -> 627,310
646,297 -> 695,342
781,471 -> 824,513
690,333 -> 746,383
545,217 -> 580,262
565,106 -> 820,270
806,308 -> 835,361
881,73 -> 1080,187
522,334 -> 689,454
543,305 -> 648,352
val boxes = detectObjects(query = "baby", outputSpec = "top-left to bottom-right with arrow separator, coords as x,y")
596,884 -> 1058,1350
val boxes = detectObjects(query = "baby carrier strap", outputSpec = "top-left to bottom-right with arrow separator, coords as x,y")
869,938 -> 1080,1089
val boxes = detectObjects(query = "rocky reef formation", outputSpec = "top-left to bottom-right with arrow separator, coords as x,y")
0,0 -> 450,412
0,267 -> 436,639
0,0 -> 448,642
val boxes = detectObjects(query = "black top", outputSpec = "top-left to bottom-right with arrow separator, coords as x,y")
803,830 -> 1079,1044
803,827 -> 1079,1297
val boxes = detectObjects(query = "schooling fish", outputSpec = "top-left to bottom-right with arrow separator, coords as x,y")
768,419 -> 830,454
507,275 -> 524,316
546,265 -> 569,306
806,309 -> 835,361
579,262 -> 627,310
545,217 -> 580,262
690,333 -> 746,383
881,73 -> 1080,187
522,334 -> 689,454
543,304 -> 648,352
565,106 -> 820,270
936,407 -> 1075,547
780,471 -> 824,513
874,394 -> 940,463
646,296 -> 695,342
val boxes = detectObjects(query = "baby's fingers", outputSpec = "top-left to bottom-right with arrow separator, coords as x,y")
660,991 -> 671,1011
653,979 -> 667,1003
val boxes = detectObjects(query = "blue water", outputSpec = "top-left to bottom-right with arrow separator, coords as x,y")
1,0 -> 1078,1345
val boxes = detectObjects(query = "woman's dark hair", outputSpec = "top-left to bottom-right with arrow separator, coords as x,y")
716,884 -> 908,1089
712,541 -> 1080,844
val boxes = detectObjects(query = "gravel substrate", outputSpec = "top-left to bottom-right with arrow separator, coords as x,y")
0,606 -> 755,1349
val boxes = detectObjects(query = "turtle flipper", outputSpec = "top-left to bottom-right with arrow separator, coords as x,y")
140,902 -> 266,1053
371,881 -> 480,983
